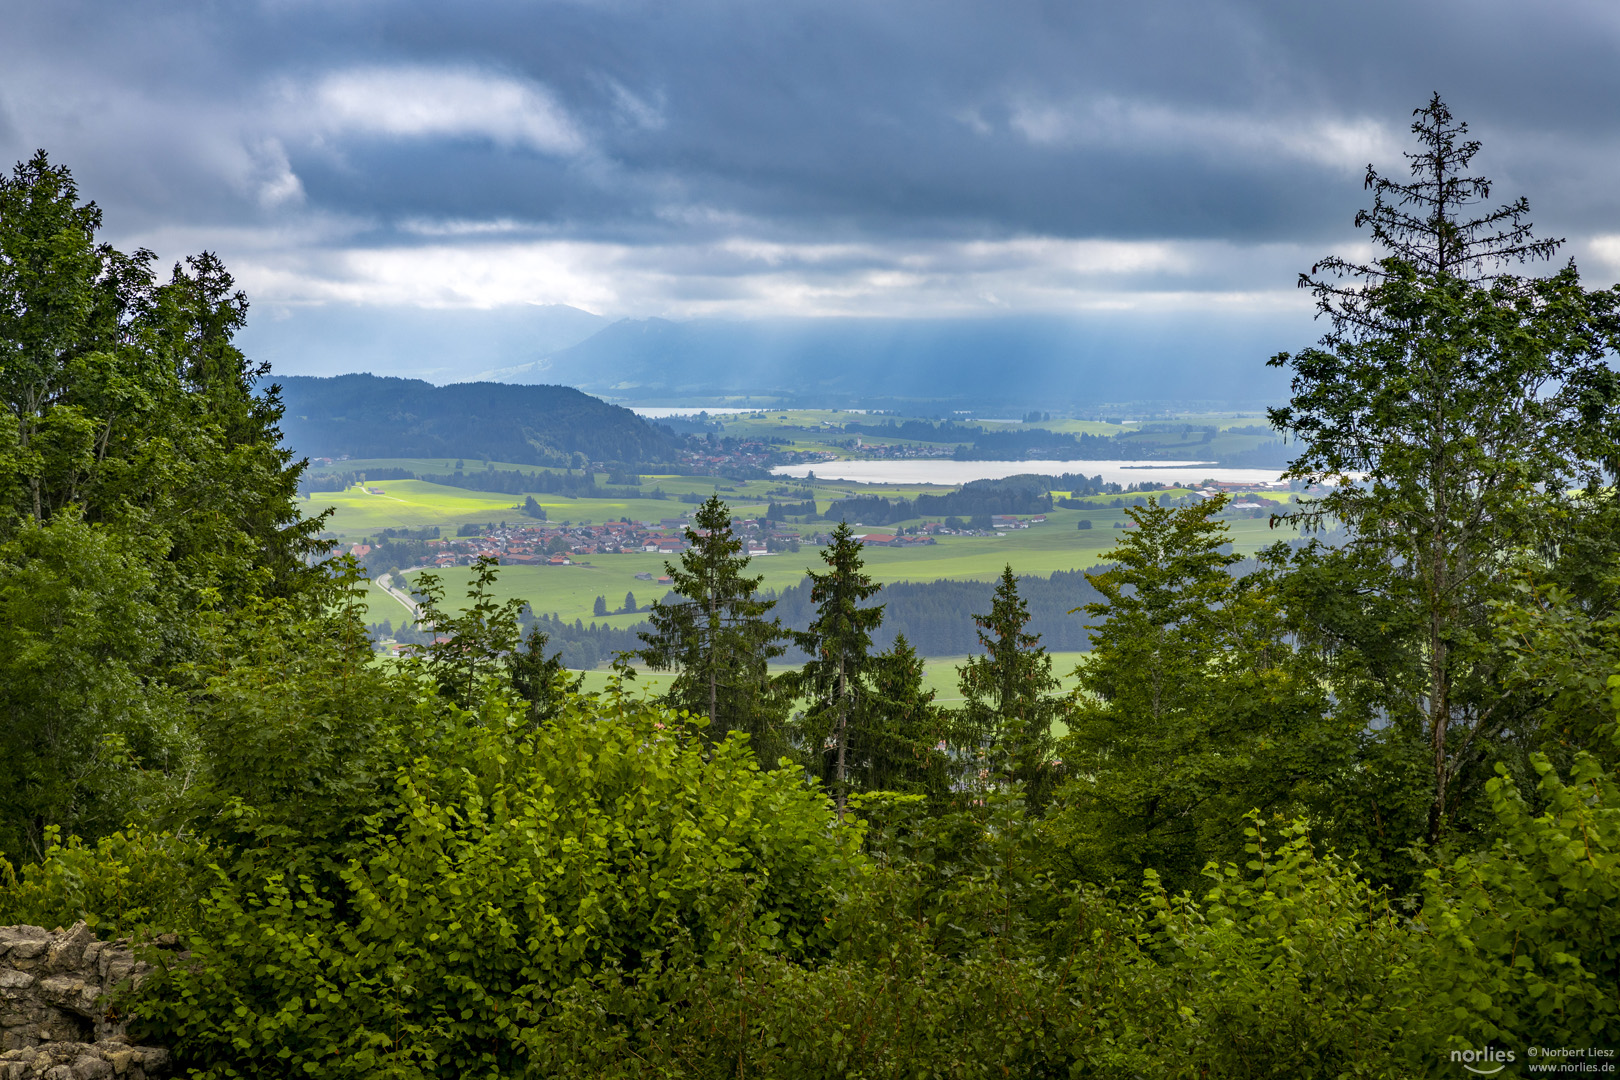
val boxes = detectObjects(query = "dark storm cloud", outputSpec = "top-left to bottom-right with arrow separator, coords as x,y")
3,0 -> 1619,329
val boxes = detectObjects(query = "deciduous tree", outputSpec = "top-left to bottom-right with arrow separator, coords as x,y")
411,554 -> 524,708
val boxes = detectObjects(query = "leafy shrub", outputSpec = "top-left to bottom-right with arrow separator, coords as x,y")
1144,817 -> 1415,1076
135,699 -> 859,1078
0,827 -> 209,939
1417,744 -> 1620,1053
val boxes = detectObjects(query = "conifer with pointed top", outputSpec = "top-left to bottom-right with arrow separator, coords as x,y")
1270,95 -> 1620,842
637,495 -> 787,754
860,633 -> 951,801
957,565 -> 1063,805
791,520 -> 883,817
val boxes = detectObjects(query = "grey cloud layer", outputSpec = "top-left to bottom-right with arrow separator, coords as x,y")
3,0 -> 1619,322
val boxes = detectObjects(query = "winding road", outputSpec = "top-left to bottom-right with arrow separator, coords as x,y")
374,572 -> 420,621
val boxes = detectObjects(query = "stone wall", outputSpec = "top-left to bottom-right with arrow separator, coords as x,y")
0,923 -> 172,1079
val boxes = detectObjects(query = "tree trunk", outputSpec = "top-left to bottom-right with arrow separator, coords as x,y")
834,657 -> 848,822
1427,623 -> 1451,844
708,594 -> 718,733
1427,399 -> 1453,845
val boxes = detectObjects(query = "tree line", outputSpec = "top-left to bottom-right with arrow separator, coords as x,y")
4,99 -> 1620,1072
768,569 -> 1101,656
626,496 -> 1070,817
821,474 -> 1058,524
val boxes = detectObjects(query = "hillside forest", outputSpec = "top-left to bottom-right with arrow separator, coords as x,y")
4,99 -> 1620,1075
279,375 -> 1294,476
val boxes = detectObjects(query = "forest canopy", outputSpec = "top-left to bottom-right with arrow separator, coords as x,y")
5,96 -> 1620,1076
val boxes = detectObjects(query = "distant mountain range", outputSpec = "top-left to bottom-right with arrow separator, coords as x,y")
275,374 -> 685,466
481,313 -> 1300,407
244,303 -> 1305,408
240,304 -> 607,383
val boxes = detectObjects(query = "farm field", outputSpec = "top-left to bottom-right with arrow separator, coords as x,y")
686,407 -> 1286,463
570,651 -> 1090,710
358,510 -> 1291,627
697,409 -> 1144,449
314,475 -> 986,544
322,453 -> 1300,641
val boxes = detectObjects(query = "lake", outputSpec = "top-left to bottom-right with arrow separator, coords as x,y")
770,459 -> 1286,487
631,407 -> 758,418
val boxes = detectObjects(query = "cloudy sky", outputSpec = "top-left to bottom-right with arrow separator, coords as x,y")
5,0 -> 1620,382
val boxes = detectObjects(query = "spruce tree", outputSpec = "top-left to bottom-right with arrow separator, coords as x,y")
791,520 -> 883,818
508,625 -> 583,728
637,495 -> 787,754
1055,495 -> 1338,885
956,565 -> 1063,804
859,634 -> 950,802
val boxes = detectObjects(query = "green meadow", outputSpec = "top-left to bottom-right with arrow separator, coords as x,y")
571,652 -> 1089,724
346,491 -> 1294,631
321,432 -> 1297,643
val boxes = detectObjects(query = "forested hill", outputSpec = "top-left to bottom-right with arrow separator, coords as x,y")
276,374 -> 687,466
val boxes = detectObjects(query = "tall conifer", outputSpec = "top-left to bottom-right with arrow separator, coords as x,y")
791,521 -> 883,818
638,496 -> 787,754
957,565 -> 1063,805
1270,96 -> 1620,840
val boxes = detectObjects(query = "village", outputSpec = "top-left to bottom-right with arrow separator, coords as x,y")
343,510 -> 1087,574
340,475 -> 1304,576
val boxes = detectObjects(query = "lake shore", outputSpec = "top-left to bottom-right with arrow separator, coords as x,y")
771,458 -> 1286,486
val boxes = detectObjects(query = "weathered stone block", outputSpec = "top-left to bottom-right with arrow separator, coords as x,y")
0,927 -> 169,1079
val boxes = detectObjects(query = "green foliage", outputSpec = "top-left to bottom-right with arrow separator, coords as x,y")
506,625 -> 583,729
535,791 -> 1161,1079
183,564 -> 446,874
957,565 -> 1064,804
1418,739 -> 1620,1052
409,555 -> 525,707
0,826 -> 208,939
1270,98 -> 1620,843
134,698 -> 858,1079
1055,497 -> 1343,887
790,520 -> 884,814
1493,506 -> 1620,777
0,152 -> 324,605
1144,817 -> 1416,1076
637,495 -> 789,755
0,515 -> 181,860
0,152 -> 325,862
858,635 -> 954,802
